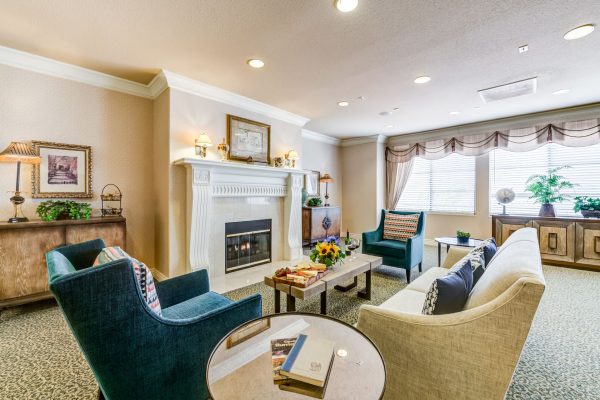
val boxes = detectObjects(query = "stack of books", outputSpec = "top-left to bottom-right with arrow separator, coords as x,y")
271,334 -> 335,399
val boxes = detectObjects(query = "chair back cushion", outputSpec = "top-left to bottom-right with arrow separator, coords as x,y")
94,247 -> 162,316
383,212 -> 420,241
465,228 -> 544,309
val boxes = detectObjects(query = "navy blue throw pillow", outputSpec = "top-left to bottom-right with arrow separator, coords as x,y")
422,261 -> 474,315
480,238 -> 497,265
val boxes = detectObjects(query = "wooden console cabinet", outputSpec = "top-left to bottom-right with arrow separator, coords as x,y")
302,206 -> 341,246
0,216 -> 126,308
492,215 -> 600,271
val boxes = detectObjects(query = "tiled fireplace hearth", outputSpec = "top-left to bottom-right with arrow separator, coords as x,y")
176,158 -> 309,277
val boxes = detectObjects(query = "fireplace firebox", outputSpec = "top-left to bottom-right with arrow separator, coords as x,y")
225,219 -> 272,273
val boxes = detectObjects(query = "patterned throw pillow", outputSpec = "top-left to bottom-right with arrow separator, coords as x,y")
478,238 -> 497,265
383,212 -> 420,241
93,247 -> 162,316
450,248 -> 486,285
423,261 -> 473,315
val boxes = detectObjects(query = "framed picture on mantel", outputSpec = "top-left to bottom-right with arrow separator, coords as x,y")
227,114 -> 271,164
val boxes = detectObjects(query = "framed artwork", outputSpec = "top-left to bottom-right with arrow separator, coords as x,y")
227,114 -> 271,164
226,318 -> 271,348
31,141 -> 92,198
305,170 -> 321,197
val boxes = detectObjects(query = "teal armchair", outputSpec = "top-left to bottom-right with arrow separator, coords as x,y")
362,210 -> 425,282
46,239 -> 262,400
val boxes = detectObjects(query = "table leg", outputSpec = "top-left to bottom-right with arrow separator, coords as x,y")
334,276 -> 358,292
357,270 -> 372,300
274,287 -> 281,314
320,292 -> 327,315
437,242 -> 441,266
286,294 -> 296,312
447,244 -> 450,252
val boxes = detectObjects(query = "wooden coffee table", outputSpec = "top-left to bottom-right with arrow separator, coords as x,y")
264,254 -> 382,315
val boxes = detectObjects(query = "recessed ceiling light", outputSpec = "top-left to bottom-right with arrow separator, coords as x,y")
379,111 -> 391,116
335,0 -> 358,12
357,96 -> 366,100
338,101 -> 350,107
553,89 -> 570,95
518,44 -> 529,53
385,124 -> 393,128
414,76 -> 431,84
449,111 -> 461,115
564,24 -> 595,40
247,59 -> 265,68
392,107 -> 400,111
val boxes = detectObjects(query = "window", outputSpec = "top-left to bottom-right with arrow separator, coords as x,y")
489,143 -> 600,216
395,154 -> 476,214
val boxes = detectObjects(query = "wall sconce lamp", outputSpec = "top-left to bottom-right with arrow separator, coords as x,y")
195,133 -> 213,158
319,173 -> 334,206
0,142 -> 41,222
285,149 -> 299,168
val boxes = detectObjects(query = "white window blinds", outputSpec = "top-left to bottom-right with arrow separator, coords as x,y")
395,154 -> 476,214
489,143 -> 600,216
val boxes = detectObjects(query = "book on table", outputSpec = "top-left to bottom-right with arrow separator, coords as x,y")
271,337 -> 297,383
280,334 -> 335,387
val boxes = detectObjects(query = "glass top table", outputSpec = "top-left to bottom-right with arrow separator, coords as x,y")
434,236 -> 484,266
207,313 -> 386,399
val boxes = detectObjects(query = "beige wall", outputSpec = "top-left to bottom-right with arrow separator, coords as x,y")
301,136 -> 342,209
0,64 -> 155,263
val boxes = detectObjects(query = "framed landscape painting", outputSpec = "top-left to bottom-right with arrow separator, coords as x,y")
227,114 -> 271,164
32,141 -> 92,198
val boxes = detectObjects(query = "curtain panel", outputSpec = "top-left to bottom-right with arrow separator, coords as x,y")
386,119 -> 600,163
386,157 -> 414,210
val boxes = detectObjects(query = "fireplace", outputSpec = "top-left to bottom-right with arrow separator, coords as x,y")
225,219 -> 272,273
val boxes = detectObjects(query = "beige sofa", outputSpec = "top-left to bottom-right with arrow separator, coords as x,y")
357,228 -> 545,400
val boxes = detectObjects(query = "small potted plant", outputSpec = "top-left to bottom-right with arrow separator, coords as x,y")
573,196 -> 600,218
525,166 -> 576,217
306,197 -> 323,207
456,230 -> 471,244
36,200 -> 92,222
310,236 -> 346,269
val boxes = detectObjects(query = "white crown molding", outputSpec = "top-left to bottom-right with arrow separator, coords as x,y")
340,134 -> 388,147
387,102 -> 600,146
162,70 -> 310,127
0,45 -> 153,98
301,129 -> 341,146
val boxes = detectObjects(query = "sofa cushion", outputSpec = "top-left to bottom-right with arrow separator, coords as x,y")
382,212 -> 420,241
405,267 -> 448,293
365,240 -> 406,258
162,291 -> 233,320
465,228 -> 543,309
379,289 -> 426,314
422,261 -> 473,315
94,247 -> 162,316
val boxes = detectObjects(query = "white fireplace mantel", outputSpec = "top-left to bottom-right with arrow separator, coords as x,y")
174,158 -> 310,274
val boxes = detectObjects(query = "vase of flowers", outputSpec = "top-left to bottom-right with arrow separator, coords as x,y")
310,236 -> 346,269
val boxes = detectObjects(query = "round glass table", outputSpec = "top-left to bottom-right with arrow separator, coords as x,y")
206,313 -> 386,399
434,236 -> 484,266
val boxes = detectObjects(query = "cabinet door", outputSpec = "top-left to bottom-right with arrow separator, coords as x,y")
532,220 -> 575,263
575,222 -> 600,268
494,217 -> 531,245
0,226 -> 64,300
65,222 -> 126,249
310,207 -> 340,242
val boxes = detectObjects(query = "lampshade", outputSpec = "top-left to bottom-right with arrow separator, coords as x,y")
195,133 -> 213,147
0,142 -> 40,164
320,173 -> 334,183
286,150 -> 299,160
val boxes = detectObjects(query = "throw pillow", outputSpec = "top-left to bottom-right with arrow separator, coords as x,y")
93,247 -> 162,316
382,212 -> 420,241
477,238 -> 497,265
423,261 -> 473,315
449,248 -> 486,286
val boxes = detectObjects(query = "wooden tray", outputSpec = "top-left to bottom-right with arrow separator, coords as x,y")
271,269 -> 330,288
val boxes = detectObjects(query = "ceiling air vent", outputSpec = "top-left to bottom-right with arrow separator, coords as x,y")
478,77 -> 537,103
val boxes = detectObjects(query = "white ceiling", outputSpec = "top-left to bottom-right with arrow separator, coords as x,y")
0,0 -> 599,138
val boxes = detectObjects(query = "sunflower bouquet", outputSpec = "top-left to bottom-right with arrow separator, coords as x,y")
309,236 -> 346,268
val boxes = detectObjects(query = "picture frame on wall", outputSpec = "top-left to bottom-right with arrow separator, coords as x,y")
31,141 -> 92,198
227,114 -> 271,164
226,318 -> 271,348
305,170 -> 321,197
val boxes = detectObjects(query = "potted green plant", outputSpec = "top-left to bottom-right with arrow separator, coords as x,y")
525,166 -> 576,217
456,230 -> 471,244
573,196 -> 600,218
36,200 -> 92,222
306,197 -> 323,207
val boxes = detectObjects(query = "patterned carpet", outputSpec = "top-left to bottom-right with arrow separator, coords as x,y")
1,247 -> 599,399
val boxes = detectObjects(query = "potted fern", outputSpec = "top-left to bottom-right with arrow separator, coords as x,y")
573,196 -> 600,218
525,166 -> 576,217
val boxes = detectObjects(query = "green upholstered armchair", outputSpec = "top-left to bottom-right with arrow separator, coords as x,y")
46,239 -> 262,400
362,210 -> 425,283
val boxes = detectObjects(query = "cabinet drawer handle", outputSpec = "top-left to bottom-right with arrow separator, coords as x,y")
595,236 -> 600,254
548,233 -> 558,250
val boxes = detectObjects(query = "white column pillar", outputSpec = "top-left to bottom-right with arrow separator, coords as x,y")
188,165 -> 213,272
284,172 -> 303,260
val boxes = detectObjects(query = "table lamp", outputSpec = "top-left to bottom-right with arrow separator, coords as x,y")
320,173 -> 334,206
0,142 -> 41,222
195,133 -> 213,158
285,150 -> 299,168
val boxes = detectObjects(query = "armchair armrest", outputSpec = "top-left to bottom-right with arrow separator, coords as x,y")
155,269 -> 211,309
362,229 -> 381,245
